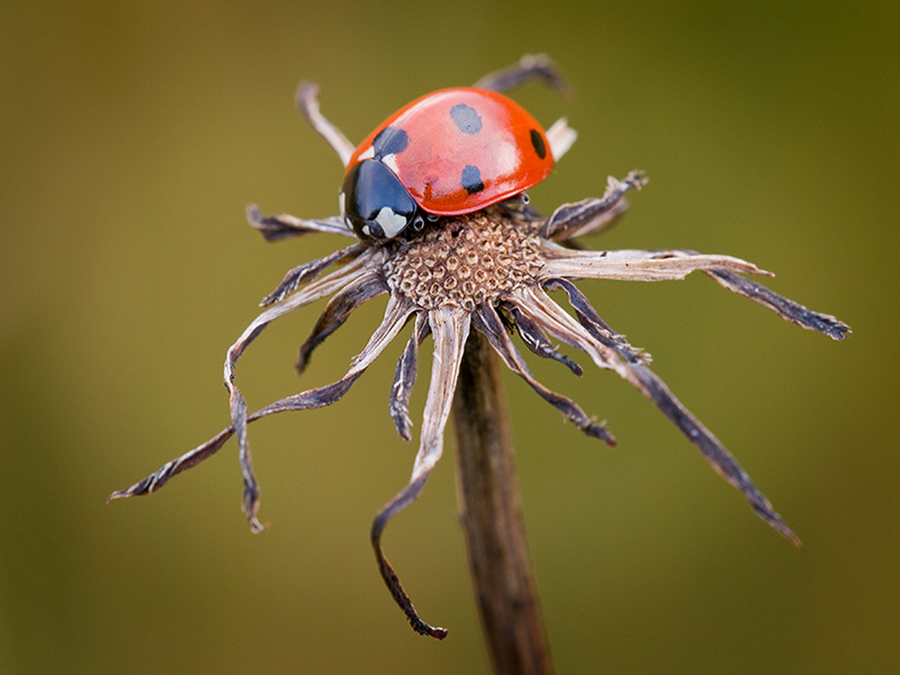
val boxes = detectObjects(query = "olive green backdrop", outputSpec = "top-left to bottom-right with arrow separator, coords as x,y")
1,1 -> 896,673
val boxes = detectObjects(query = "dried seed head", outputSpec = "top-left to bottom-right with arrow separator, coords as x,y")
384,213 -> 545,311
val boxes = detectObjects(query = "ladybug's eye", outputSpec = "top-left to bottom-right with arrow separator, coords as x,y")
341,159 -> 417,240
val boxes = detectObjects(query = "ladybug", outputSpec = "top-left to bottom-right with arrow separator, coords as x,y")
340,87 -> 558,240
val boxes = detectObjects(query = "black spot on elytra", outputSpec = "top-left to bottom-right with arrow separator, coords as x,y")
529,129 -> 547,159
450,104 -> 483,134
461,165 -> 484,194
372,126 -> 409,160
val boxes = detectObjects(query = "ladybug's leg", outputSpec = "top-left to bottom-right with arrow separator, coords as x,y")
296,82 -> 355,167
541,171 -> 647,240
472,54 -> 571,95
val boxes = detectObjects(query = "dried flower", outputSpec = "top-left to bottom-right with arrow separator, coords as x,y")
110,57 -> 849,640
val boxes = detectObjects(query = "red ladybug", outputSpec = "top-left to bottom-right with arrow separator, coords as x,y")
340,87 -> 560,239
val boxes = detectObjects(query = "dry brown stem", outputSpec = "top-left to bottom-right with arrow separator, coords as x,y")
453,330 -> 555,675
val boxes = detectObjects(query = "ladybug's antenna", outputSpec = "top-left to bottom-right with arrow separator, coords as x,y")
296,82 -> 355,167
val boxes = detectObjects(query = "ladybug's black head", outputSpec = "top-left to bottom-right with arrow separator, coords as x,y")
340,159 -> 418,240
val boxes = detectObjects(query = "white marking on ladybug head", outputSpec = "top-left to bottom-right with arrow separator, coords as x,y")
338,191 -> 346,216
375,206 -> 408,238
359,146 -> 375,161
382,153 -> 400,174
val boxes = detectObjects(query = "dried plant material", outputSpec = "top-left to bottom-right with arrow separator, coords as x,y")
110,195 -> 848,631
110,56 -> 849,640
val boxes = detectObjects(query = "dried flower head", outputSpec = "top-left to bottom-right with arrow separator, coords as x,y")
110,56 -> 849,639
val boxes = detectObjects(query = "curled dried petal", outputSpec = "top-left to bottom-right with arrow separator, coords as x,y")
372,306 -> 470,639
107,374 -> 362,503
542,171 -> 647,241
295,82 -> 356,168
472,53 -> 571,95
227,291 -> 416,530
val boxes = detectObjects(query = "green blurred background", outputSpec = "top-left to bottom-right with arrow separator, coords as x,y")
1,1 -> 896,673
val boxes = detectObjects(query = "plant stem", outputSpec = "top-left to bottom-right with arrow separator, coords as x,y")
452,330 -> 555,675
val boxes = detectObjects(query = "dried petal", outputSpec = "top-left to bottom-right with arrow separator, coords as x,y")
543,278 -> 649,364
474,304 -> 614,445
389,313 -> 431,440
540,246 -> 770,281
227,291 -> 416,531
502,303 -> 583,375
472,53 -> 571,95
247,204 -> 354,241
372,306 -> 470,639
509,285 -> 801,546
107,374 -> 362,503
261,243 -> 370,306
296,272 -> 389,373
706,269 -> 850,340
542,171 -> 647,240
295,82 -> 355,168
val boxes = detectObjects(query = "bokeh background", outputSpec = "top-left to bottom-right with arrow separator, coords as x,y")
1,1 -> 897,673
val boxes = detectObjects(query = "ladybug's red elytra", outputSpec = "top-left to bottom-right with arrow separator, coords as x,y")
340,87 -> 567,240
